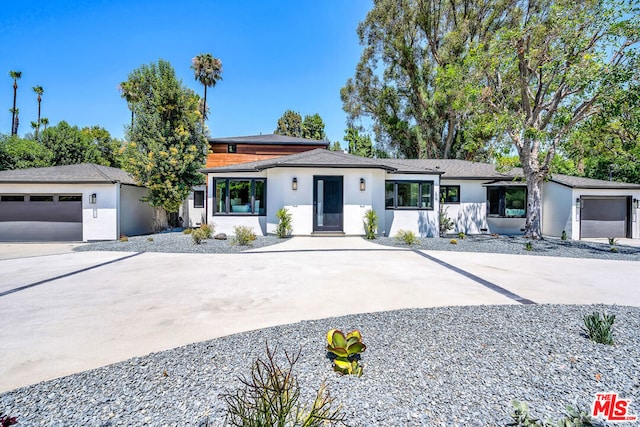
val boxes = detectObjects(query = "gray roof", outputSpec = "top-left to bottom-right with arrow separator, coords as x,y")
202,149 -> 440,173
550,174 -> 640,189
382,159 -> 523,179
0,163 -> 140,185
208,133 -> 329,146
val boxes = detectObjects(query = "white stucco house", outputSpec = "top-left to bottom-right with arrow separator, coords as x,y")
200,149 -> 640,240
0,163 -> 154,242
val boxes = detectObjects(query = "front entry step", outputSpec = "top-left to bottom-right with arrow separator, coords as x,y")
310,232 -> 346,237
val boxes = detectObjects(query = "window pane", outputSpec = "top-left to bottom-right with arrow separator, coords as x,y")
193,191 -> 204,208
505,187 -> 526,217
488,188 -> 501,215
229,180 -> 251,213
59,195 -> 82,202
254,180 -> 265,215
1,195 -> 24,202
385,182 -> 394,208
215,180 -> 227,213
397,182 -> 419,207
443,186 -> 460,203
30,195 -> 54,202
420,183 -> 432,208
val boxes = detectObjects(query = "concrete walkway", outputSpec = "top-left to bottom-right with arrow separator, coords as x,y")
1,237 -> 638,392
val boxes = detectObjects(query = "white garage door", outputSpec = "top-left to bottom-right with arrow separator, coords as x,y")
580,196 -> 629,239
0,194 -> 82,241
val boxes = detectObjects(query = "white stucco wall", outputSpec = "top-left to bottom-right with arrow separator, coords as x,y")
385,173 -> 440,238
119,185 -> 154,237
542,181 -> 573,238
440,179 -> 489,234
570,187 -> 640,240
181,185 -> 207,227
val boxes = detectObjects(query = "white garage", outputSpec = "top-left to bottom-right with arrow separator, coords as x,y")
0,163 -> 155,242
580,196 -> 631,238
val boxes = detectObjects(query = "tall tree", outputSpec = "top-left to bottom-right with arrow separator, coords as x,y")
40,117 -> 49,131
191,53 -> 223,131
32,85 -> 44,139
301,113 -> 327,140
122,59 -> 207,230
9,71 -> 21,135
118,80 -> 140,128
275,110 -> 303,137
82,125 -> 124,168
344,126 -> 373,157
0,133 -> 53,170
470,0 -> 639,238
341,0 -> 516,159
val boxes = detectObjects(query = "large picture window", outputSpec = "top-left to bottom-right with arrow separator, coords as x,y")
385,181 -> 433,209
214,178 -> 266,215
487,186 -> 526,217
441,185 -> 460,203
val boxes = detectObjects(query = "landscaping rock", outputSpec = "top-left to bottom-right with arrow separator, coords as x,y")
214,233 -> 227,240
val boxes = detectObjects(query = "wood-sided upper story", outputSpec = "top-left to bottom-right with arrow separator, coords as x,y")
206,134 -> 329,168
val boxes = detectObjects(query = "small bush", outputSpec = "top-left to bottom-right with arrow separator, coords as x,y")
363,208 -> 378,240
457,232 -> 465,240
119,235 -> 129,242
450,238 -> 458,244
524,241 -> 533,251
583,311 -> 615,345
608,237 -> 617,245
191,228 -> 208,245
326,329 -> 366,376
508,400 -> 595,427
276,207 -> 293,238
200,223 -> 214,239
396,229 -> 418,245
183,228 -> 193,234
439,206 -> 454,237
220,344 -> 346,427
232,225 -> 257,246
147,237 -> 154,242
561,230 -> 567,241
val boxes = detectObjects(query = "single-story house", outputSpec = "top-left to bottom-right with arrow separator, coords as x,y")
200,149 -> 640,240
0,163 -> 154,242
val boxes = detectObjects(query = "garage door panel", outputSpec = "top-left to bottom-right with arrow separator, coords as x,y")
0,222 -> 82,242
0,201 -> 82,222
580,197 -> 628,238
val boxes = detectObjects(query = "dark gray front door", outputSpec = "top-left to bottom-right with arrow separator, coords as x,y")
313,176 -> 343,232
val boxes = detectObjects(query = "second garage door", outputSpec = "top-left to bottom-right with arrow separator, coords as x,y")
580,196 -> 629,239
0,194 -> 82,241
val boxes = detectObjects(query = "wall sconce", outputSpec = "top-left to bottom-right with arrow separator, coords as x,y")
634,198 -> 639,209
292,177 -> 298,191
360,178 -> 366,191
575,197 -> 580,207
90,193 -> 97,204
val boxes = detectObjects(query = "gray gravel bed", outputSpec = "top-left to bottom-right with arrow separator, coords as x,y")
73,230 -> 287,254
2,304 -> 638,426
375,235 -> 640,261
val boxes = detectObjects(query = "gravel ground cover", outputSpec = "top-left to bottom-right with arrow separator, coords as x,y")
73,230 -> 286,254
1,304 -> 637,426
374,234 -> 640,261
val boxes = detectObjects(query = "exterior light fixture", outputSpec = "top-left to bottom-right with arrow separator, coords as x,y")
575,197 -> 580,207
634,198 -> 639,209
292,177 -> 298,191
90,193 -> 97,204
360,178 -> 366,191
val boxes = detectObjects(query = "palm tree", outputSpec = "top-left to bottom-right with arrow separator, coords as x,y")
9,71 -> 22,135
40,117 -> 49,131
118,80 -> 139,128
9,107 -> 19,135
190,53 -> 222,130
32,85 -> 44,139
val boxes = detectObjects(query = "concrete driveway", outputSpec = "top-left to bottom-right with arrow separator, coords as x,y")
1,237 -> 639,393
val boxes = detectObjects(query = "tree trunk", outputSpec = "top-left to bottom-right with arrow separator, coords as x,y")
11,81 -> 17,136
36,96 -> 41,139
152,206 -> 169,232
202,84 -> 207,131
523,173 -> 544,239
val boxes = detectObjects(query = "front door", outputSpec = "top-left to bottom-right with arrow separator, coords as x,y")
313,176 -> 343,232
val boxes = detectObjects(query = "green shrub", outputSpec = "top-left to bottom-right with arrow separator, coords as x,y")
396,229 -> 418,245
439,206 -> 454,237
326,329 -> 366,376
276,207 -> 293,238
450,238 -> 458,244
119,235 -> 129,242
191,228 -> 208,245
147,237 -> 154,242
457,232 -> 465,240
610,246 -> 619,253
583,311 -> 615,345
363,208 -> 378,240
608,237 -> 617,245
524,241 -> 533,251
220,344 -> 346,427
232,225 -> 257,246
508,400 -> 595,427
183,228 -> 193,234
561,230 -> 567,240
200,223 -> 214,239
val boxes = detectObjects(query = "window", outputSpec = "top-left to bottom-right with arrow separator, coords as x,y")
385,181 -> 433,209
193,191 -> 205,208
227,144 -> 237,153
0,195 -> 24,202
441,185 -> 460,204
30,195 -> 54,202
487,186 -> 527,217
214,178 -> 266,215
59,195 -> 82,202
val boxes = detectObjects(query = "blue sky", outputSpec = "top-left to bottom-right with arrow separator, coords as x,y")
1,0 -> 371,147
